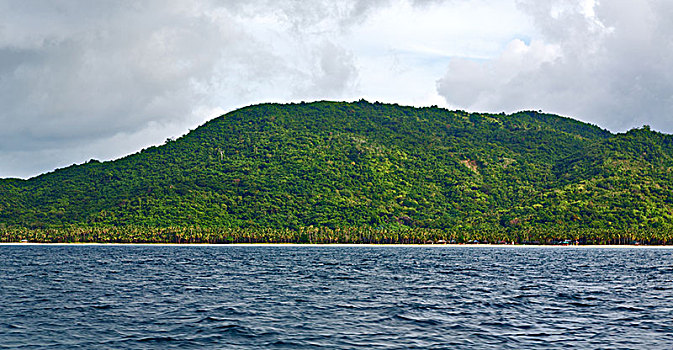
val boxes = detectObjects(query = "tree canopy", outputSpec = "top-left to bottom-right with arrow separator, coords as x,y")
2,100 -> 672,243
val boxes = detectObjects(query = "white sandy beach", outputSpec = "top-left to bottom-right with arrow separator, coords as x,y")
2,242 -> 672,249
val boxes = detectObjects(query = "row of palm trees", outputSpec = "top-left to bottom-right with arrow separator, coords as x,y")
1,225 -> 672,245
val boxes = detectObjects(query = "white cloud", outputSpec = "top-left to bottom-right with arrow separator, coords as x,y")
345,0 -> 535,106
2,0 -> 671,178
0,0 -> 366,178
437,0 -> 673,132
437,39 -> 561,110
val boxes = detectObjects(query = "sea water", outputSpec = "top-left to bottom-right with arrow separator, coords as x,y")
1,245 -> 672,349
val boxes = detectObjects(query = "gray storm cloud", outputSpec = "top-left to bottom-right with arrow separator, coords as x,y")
0,0 -> 374,178
437,0 -> 673,132
2,0 -> 672,178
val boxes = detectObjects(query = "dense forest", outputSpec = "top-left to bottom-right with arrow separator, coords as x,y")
2,100 -> 673,244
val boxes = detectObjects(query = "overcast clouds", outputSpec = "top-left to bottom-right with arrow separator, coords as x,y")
1,0 -> 672,178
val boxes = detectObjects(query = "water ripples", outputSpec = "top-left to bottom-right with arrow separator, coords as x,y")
1,245 -> 673,349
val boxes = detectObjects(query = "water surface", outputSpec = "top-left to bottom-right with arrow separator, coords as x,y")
1,245 -> 672,349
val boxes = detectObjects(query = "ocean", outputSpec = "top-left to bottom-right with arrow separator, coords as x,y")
1,245 -> 672,349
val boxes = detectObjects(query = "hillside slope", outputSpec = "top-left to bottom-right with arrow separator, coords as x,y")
2,101 -> 672,239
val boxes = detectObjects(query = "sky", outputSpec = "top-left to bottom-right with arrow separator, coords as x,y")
1,0 -> 672,179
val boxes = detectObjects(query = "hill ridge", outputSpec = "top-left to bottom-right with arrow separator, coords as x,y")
1,100 -> 672,243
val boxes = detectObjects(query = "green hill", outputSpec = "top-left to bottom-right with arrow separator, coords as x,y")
2,100 -> 672,244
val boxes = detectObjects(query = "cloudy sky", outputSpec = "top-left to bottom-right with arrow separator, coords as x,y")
1,0 -> 672,178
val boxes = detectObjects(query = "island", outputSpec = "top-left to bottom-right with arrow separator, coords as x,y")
2,100 -> 672,244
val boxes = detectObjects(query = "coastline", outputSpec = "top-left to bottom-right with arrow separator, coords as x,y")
1,242 -> 672,248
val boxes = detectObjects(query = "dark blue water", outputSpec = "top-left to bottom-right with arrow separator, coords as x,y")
1,245 -> 672,349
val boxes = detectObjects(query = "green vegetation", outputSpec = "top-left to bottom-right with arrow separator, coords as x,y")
2,100 -> 672,244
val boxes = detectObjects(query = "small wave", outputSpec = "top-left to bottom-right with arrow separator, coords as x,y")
394,314 -> 442,325
137,336 -> 177,342
567,301 -> 595,307
215,324 -> 240,329
614,305 -> 646,312
5,324 -> 25,330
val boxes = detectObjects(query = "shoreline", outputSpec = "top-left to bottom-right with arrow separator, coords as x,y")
1,242 -> 672,248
